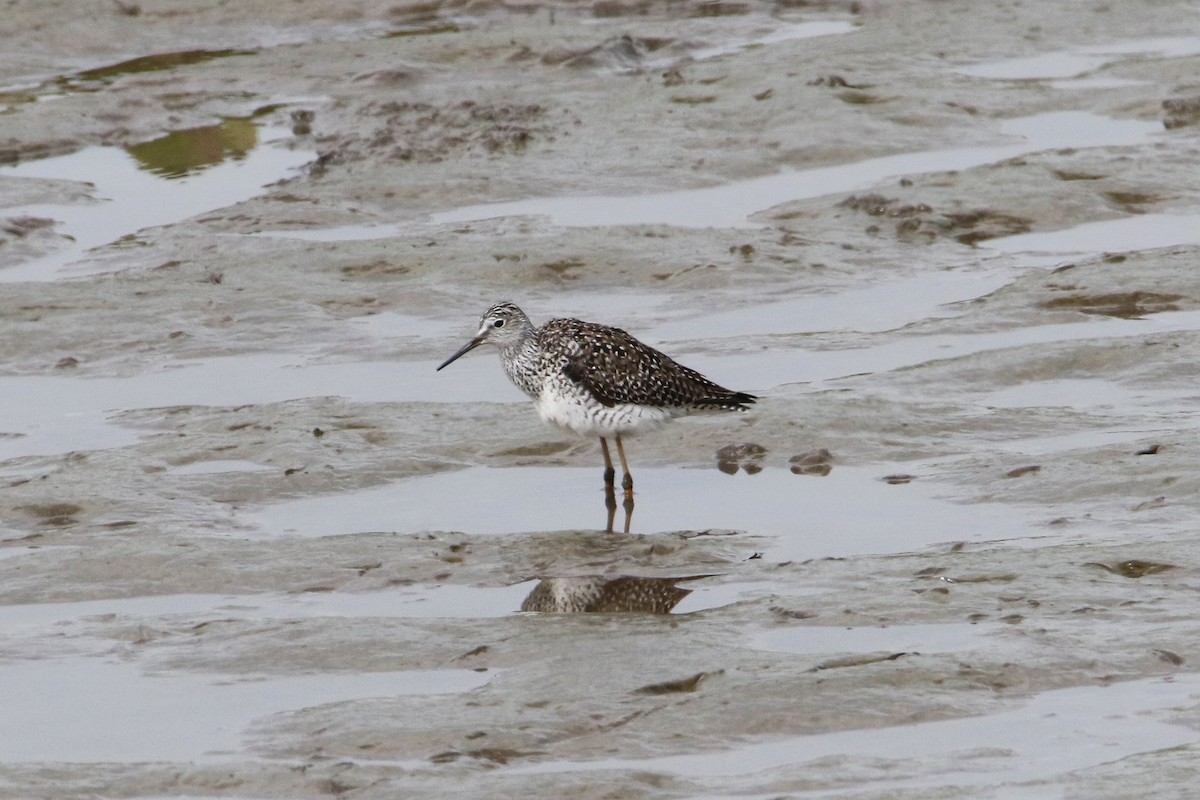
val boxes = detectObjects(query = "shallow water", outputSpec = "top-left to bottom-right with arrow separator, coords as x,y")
0,124 -> 312,282
958,35 -> 1200,79
425,112 -> 1159,229
242,464 -> 1049,559
509,673 -> 1200,790
985,210 -> 1200,256
0,659 -> 494,763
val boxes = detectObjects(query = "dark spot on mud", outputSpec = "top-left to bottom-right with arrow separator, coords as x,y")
770,606 -> 817,620
1162,95 -> 1200,129
942,210 -> 1032,245
671,95 -> 718,105
840,195 -> 1025,243
1004,465 -> 1041,478
340,259 -> 410,277
2,216 -> 55,237
384,22 -> 461,37
1053,169 -> 1106,181
494,441 -> 572,457
839,194 -> 896,215
457,645 -> 489,659
810,652 -> 908,672
430,747 -> 542,765
838,90 -> 888,105
808,75 -> 868,88
312,427 -> 325,438
542,259 -> 585,277
54,356 -> 79,369
1084,559 -> 1176,578
340,100 -> 552,165
73,49 -> 255,83
882,474 -> 915,485
693,1 -> 749,16
20,502 -> 83,518
1153,649 -> 1185,666
790,448 -> 833,476
635,670 -> 720,694
717,442 -> 767,475
1102,190 -> 1162,211
1039,291 -> 1183,319
1135,444 -> 1161,455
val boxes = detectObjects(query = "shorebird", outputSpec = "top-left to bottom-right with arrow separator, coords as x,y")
436,302 -> 757,523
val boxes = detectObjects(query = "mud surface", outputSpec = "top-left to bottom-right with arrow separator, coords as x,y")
3,0 -> 1200,797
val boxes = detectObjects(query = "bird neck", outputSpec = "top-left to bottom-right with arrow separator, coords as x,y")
500,329 -> 543,398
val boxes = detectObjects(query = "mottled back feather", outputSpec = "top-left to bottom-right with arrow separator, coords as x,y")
543,318 -> 757,410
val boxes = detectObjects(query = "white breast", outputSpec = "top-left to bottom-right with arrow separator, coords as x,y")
534,383 -> 677,438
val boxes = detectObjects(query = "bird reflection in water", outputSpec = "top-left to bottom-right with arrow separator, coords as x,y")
604,483 -> 633,533
520,575 -> 713,614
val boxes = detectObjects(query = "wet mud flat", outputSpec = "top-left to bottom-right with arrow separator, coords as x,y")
3,0 -> 1200,797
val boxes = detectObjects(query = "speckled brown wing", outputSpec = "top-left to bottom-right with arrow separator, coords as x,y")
544,318 -> 757,410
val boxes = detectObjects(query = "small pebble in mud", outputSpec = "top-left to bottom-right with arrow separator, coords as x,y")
1162,95 -> 1200,129
312,427 -> 324,438
716,442 -> 767,475
1135,444 -> 1162,455
789,448 -> 833,476
634,670 -> 720,694
882,474 -> 915,485
1004,465 -> 1041,479
1153,649 -> 1185,666
1084,559 -> 1176,578
291,109 -> 315,136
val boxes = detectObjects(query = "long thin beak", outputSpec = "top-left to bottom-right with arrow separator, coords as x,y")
436,334 -> 486,371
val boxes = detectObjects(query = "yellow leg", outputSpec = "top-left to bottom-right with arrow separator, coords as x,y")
615,435 -> 634,499
599,437 -> 616,488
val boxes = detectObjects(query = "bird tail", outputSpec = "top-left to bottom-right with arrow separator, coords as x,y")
695,391 -> 757,412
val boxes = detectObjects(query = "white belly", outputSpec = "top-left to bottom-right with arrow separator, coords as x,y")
534,386 -> 677,437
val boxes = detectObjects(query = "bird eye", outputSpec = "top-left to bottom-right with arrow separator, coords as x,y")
493,319 -> 505,328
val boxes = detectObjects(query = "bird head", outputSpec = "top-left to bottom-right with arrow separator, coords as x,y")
437,302 -> 532,370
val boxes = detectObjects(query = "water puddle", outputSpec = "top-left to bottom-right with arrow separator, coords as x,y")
644,269 -> 1012,340
0,353 -> 457,461
0,658 -> 493,763
167,460 -> 280,476
985,378 -> 1199,413
0,122 -> 312,282
959,36 -> 1200,80
985,210 -> 1200,257
423,112 -> 1158,229
713,308 -> 1200,391
240,465 -> 1047,560
684,20 -> 857,63
126,117 -> 262,178
507,673 -> 1200,792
